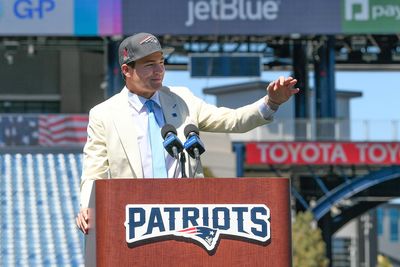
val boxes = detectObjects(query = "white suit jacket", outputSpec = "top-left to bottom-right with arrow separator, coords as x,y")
80,86 -> 272,207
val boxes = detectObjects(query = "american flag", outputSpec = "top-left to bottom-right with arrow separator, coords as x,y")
38,115 -> 88,146
0,115 -> 39,146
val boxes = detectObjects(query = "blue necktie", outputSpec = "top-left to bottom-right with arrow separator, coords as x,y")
145,100 -> 168,178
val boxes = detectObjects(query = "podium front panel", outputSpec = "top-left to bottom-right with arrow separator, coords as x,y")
87,178 -> 291,267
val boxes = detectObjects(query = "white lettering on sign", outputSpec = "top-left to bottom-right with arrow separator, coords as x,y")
372,5 -> 400,20
345,0 -> 400,21
185,0 -> 280,27
251,142 -> 400,165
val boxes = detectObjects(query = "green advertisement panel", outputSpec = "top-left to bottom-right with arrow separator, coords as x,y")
342,0 -> 400,33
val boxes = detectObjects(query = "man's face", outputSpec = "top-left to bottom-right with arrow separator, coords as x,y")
123,51 -> 165,98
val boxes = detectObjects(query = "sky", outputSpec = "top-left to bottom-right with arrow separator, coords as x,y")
164,70 -> 400,141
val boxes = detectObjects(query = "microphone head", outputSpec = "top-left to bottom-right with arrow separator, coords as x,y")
184,135 -> 205,158
161,124 -> 177,139
184,124 -> 199,138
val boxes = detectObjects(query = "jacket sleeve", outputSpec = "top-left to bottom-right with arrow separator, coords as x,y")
80,108 -> 110,207
176,87 -> 272,133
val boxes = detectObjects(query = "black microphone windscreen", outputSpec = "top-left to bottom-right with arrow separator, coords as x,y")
184,124 -> 199,138
161,124 -> 177,139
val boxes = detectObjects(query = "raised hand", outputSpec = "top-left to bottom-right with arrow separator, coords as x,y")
266,76 -> 299,108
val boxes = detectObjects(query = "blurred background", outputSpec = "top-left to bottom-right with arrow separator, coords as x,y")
0,0 -> 400,266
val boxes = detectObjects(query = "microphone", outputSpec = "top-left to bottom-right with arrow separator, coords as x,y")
161,124 -> 184,159
183,124 -> 205,159
161,124 -> 186,178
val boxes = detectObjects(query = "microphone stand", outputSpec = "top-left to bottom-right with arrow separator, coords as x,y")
193,148 -> 201,177
172,147 -> 180,178
180,152 -> 187,178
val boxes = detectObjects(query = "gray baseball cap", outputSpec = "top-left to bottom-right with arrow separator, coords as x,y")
118,33 -> 174,66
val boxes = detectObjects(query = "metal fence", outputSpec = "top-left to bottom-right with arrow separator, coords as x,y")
1,114 -> 399,147
230,118 -> 400,142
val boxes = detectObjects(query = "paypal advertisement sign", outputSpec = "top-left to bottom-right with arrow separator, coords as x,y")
342,0 -> 400,33
123,0 -> 341,35
0,0 -> 73,35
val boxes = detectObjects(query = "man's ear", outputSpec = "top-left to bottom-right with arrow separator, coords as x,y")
121,64 -> 130,78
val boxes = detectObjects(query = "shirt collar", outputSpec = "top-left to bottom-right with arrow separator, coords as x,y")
126,87 -> 162,112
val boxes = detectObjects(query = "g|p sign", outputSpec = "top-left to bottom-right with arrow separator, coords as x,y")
14,0 -> 55,19
0,0 -> 72,35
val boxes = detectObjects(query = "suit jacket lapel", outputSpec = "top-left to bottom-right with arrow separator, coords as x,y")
110,91 -> 144,178
160,87 -> 199,177
159,87 -> 185,131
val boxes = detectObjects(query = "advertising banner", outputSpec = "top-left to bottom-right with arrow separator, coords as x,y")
122,0 -> 341,35
0,0 -> 122,36
246,142 -> 400,165
0,0 -> 399,36
0,0 -> 74,35
342,0 -> 400,33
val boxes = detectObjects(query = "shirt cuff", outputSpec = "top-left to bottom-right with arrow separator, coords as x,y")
80,180 -> 94,208
257,97 -> 277,120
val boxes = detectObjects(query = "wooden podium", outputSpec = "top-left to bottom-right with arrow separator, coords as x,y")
85,178 -> 291,267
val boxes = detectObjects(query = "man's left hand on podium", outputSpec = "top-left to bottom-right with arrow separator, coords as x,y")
76,208 -> 89,235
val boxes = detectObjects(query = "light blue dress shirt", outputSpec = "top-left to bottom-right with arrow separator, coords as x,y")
127,89 -> 178,178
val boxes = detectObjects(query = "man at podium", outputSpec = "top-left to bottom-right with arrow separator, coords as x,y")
76,32 -> 298,234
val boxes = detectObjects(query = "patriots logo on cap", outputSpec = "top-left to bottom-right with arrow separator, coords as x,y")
123,47 -> 129,61
139,35 -> 159,45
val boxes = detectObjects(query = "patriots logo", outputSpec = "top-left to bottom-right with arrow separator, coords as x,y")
123,47 -> 129,61
125,204 -> 271,251
139,35 -> 159,45
177,227 -> 219,250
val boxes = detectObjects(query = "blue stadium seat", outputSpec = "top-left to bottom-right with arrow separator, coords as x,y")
0,153 -> 84,267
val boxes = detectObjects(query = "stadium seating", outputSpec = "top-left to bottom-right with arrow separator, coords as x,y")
1,153 -> 84,267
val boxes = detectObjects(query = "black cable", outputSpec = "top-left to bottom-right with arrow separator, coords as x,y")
180,152 -> 187,178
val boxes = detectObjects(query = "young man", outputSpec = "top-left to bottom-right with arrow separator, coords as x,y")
76,32 -> 299,234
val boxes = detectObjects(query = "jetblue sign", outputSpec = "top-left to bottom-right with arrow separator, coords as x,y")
185,0 -> 279,27
124,204 -> 271,251
123,0 -> 341,35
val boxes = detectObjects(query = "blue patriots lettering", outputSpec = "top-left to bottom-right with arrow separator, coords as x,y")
124,204 -> 271,251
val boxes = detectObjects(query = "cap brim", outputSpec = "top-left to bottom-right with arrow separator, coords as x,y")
121,47 -> 175,66
161,47 -> 175,56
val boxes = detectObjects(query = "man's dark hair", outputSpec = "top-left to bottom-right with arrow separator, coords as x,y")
127,61 -> 135,68
122,61 -> 135,80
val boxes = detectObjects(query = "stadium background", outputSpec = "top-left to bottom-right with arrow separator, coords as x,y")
1,0 -> 400,266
